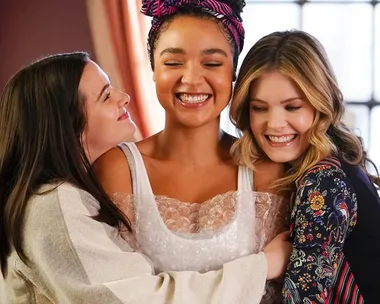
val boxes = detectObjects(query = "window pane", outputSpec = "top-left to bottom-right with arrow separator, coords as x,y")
343,105 -> 370,149
369,107 -> 380,171
221,104 -> 238,136
143,16 -> 165,132
239,4 -> 300,68
375,4 -> 380,101
303,4 -> 373,101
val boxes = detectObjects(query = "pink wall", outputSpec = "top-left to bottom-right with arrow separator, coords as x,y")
0,0 -> 95,90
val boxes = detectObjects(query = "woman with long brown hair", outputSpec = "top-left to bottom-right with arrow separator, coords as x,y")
1,51 -> 288,304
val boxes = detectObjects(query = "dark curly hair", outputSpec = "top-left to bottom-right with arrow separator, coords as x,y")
222,0 -> 245,13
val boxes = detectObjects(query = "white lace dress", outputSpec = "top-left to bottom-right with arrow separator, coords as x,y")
116,142 -> 288,302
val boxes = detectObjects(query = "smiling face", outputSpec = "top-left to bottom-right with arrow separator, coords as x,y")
79,61 -> 136,162
152,15 -> 234,127
249,70 -> 315,163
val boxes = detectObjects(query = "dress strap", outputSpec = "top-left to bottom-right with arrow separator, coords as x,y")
238,165 -> 254,191
118,142 -> 154,195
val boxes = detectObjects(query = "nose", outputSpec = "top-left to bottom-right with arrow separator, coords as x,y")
181,63 -> 204,86
114,89 -> 130,107
267,108 -> 287,130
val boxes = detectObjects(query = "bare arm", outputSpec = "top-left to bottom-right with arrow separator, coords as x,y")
93,146 -> 132,195
93,146 -> 134,219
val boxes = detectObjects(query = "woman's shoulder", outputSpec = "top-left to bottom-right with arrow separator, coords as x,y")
93,145 -> 133,194
94,145 -> 130,170
31,182 -> 99,212
296,157 -> 354,196
23,183 -> 97,238
309,156 -> 342,172
294,158 -> 357,225
301,157 -> 345,181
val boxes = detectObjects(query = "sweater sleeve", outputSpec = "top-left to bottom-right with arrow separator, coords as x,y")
282,163 -> 357,303
17,183 -> 267,304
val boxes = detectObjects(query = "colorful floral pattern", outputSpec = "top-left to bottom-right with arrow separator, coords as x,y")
282,159 -> 357,303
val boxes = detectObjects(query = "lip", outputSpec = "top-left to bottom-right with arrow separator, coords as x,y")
265,133 -> 297,137
118,106 -> 130,121
265,134 -> 298,147
175,92 -> 212,109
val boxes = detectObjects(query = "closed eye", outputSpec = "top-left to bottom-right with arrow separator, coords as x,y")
104,91 -> 111,101
286,105 -> 301,111
164,61 -> 182,66
251,106 -> 267,112
204,62 -> 222,67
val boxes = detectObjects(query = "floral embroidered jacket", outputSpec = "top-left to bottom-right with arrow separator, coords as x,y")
282,157 -> 370,303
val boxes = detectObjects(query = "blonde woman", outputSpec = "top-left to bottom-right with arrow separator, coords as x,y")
230,30 -> 380,303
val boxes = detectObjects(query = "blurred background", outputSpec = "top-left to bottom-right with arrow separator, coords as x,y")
1,0 -> 379,169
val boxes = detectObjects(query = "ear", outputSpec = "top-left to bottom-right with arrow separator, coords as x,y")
80,132 -> 86,148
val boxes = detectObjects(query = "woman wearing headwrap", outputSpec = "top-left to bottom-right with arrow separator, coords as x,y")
95,0 -> 291,302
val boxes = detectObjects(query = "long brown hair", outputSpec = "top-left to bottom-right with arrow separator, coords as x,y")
0,52 -> 131,276
230,30 -> 379,193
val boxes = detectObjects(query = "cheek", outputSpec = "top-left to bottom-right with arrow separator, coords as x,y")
154,69 -> 177,95
213,67 -> 233,88
297,112 -> 314,133
249,118 -> 265,150
249,113 -> 263,135
154,67 -> 174,82
217,78 -> 232,98
88,106 -> 117,131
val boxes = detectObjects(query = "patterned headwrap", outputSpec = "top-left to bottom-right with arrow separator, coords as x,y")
141,0 -> 245,55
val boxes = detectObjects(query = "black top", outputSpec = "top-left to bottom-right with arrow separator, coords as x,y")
341,160 -> 380,304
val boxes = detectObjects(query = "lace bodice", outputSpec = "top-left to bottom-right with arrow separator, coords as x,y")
116,191 -> 287,253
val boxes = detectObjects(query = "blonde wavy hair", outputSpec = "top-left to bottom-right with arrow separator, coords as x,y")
230,30 -> 380,193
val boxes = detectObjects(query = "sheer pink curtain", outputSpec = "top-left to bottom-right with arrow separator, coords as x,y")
86,0 -> 161,139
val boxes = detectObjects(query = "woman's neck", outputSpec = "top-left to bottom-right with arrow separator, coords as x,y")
153,119 -> 233,166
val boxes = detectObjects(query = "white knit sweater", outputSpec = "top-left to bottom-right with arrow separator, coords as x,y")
1,182 -> 267,304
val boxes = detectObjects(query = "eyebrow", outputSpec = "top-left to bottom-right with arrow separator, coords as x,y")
201,48 -> 228,57
250,97 -> 304,104
97,83 -> 110,101
160,47 -> 185,56
159,47 -> 228,57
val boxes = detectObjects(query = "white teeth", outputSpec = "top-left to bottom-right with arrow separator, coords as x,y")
268,135 -> 296,143
178,94 -> 208,103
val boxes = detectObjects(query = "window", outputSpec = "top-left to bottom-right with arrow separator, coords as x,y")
221,0 -> 380,170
